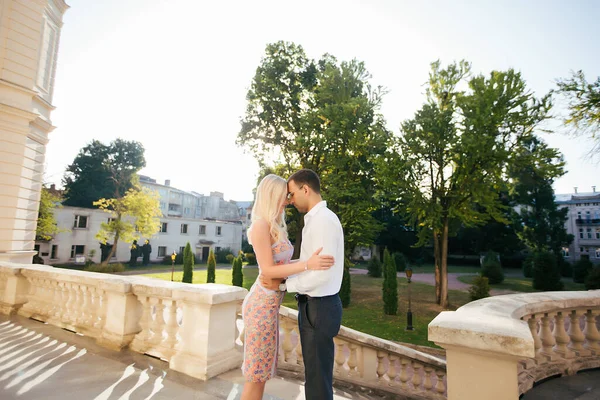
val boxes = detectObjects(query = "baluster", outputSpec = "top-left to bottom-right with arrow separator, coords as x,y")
48,280 -> 60,319
95,289 -> 107,330
163,299 -> 179,356
79,285 -> 90,326
63,282 -> 75,322
72,284 -> 83,325
376,351 -> 386,382
29,277 -> 40,313
150,297 -> 166,346
294,326 -> 303,366
131,295 -> 151,352
281,319 -> 294,362
334,338 -> 346,374
55,281 -> 66,320
423,366 -> 434,392
540,313 -> 558,360
412,362 -> 423,390
88,286 -> 100,331
568,309 -> 589,356
399,358 -> 410,390
347,344 -> 358,377
553,311 -> 574,358
583,309 -> 600,354
387,355 -> 398,386
526,315 -> 542,359
435,370 -> 446,395
39,279 -> 50,316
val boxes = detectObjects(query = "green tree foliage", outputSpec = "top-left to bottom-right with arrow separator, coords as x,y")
382,249 -> 398,315
573,258 -> 593,283
182,242 -> 194,283
532,251 -> 564,291
63,139 -> 145,208
584,266 -> 600,290
555,70 -> 600,161
468,275 -> 490,301
94,186 -> 162,264
36,186 -> 62,241
510,136 -> 573,258
207,249 -> 216,283
367,257 -> 382,278
379,60 -> 552,307
340,258 -> 351,308
393,252 -> 408,272
232,255 -> 243,287
238,41 -> 389,259
481,251 -> 504,284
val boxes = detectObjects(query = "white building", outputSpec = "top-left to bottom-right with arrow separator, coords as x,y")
36,205 -> 242,265
556,186 -> 600,264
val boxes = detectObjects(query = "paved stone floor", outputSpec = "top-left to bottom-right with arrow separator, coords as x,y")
0,314 -> 365,400
521,369 -> 600,400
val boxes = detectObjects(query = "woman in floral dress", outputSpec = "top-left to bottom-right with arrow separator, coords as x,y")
241,174 -> 335,400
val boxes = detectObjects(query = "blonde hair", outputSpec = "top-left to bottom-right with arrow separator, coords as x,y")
248,174 -> 288,244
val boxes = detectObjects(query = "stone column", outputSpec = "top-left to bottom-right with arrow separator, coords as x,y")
0,0 -> 69,263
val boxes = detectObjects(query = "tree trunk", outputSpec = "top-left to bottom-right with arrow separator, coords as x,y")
433,230 -> 441,304
102,232 -> 119,266
440,218 -> 449,308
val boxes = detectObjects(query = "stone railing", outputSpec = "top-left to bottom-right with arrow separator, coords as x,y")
429,290 -> 600,400
0,262 -> 247,381
273,306 -> 447,399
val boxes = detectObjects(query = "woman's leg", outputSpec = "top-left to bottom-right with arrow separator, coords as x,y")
241,380 -> 266,400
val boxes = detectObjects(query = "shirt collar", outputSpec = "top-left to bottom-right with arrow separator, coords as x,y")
304,200 -> 327,223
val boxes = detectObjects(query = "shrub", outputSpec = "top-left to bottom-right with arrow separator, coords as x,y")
162,252 -> 184,265
33,254 -> 44,264
215,247 -> 233,264
393,252 -> 407,272
573,258 -> 593,283
468,275 -> 490,301
481,251 -> 504,284
522,254 -> 534,278
232,256 -> 244,287
84,263 -> 125,273
182,242 -> 194,284
532,251 -> 563,291
557,257 -> 573,278
367,257 -> 382,278
245,253 -> 257,265
584,266 -> 600,290
207,249 -> 216,283
226,254 -> 235,263
340,258 -> 352,308
382,249 -> 398,315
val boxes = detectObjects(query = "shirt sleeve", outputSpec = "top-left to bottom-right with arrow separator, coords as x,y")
285,216 -> 340,294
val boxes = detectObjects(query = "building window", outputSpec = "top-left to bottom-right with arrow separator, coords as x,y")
587,228 -> 593,239
596,229 -> 600,239
580,247 -> 584,253
73,215 -> 88,229
181,224 -> 188,234
179,246 -> 185,254
160,202 -> 166,209
577,211 -> 582,219
216,226 -> 222,236
160,222 -> 168,233
107,217 -> 116,224
586,211 -> 591,221
184,207 -> 190,215
70,245 -> 85,258
157,246 -> 167,257
215,246 -> 221,253
561,247 -> 569,257
247,213 -> 251,221
596,248 -> 600,258
199,225 -> 206,235
51,245 -> 58,259
579,228 -> 584,239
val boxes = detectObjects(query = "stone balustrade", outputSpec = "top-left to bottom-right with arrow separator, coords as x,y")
429,290 -> 600,400
0,262 -> 247,381
274,306 -> 447,399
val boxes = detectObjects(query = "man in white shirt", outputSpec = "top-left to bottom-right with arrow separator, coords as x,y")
283,169 -> 344,400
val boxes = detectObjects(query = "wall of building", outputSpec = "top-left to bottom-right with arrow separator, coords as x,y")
557,189 -> 600,264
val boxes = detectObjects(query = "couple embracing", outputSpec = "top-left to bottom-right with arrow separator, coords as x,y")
241,169 -> 344,400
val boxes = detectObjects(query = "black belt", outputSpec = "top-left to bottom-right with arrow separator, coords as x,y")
295,293 -> 339,303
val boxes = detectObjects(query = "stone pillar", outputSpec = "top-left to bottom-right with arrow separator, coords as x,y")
0,263 -> 29,314
0,0 -> 69,263
97,279 -> 142,351
170,283 -> 247,380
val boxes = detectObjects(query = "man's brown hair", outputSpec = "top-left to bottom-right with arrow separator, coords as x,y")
288,169 -> 321,194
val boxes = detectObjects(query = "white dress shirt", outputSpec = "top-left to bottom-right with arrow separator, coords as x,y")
285,201 -> 344,297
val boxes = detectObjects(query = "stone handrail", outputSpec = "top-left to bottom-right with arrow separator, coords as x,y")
0,262 -> 247,381
429,290 -> 600,400
275,306 -> 447,399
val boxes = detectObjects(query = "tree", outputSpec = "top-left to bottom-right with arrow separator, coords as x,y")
509,135 -> 573,257
182,242 -> 194,283
63,139 -> 145,208
207,249 -> 216,283
555,70 -> 600,161
382,249 -> 398,315
381,60 -> 552,307
232,255 -> 243,287
36,186 -> 62,241
238,41 -> 389,259
340,259 -> 351,308
94,186 -> 162,264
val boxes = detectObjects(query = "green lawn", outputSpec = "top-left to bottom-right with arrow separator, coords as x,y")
143,266 -> 471,348
457,274 -> 586,292
352,263 -> 482,274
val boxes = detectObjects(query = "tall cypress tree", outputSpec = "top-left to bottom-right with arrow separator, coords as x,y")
232,255 -> 243,287
182,242 -> 194,283
207,249 -> 216,283
382,249 -> 398,315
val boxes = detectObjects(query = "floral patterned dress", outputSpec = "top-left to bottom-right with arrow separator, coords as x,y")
242,239 -> 294,382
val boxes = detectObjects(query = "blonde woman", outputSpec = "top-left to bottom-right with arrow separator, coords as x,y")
241,174 -> 334,400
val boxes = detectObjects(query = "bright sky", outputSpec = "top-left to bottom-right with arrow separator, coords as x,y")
47,0 -> 600,201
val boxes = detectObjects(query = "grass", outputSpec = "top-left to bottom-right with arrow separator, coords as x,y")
457,274 -> 586,292
143,266 -> 471,348
352,262 -> 482,275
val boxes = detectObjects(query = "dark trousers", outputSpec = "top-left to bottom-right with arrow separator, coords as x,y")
297,294 -> 342,400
